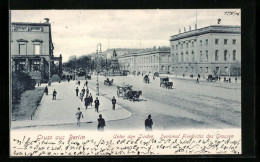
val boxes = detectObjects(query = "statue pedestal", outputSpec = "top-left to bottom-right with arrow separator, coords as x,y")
108,57 -> 121,76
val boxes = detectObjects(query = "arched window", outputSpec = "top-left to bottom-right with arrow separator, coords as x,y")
191,51 -> 194,62
215,50 -> 219,61
224,50 -> 228,61
233,50 -> 236,61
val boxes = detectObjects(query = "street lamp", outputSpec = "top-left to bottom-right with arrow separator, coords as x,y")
96,43 -> 102,96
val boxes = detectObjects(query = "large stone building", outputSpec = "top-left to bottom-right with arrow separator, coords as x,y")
170,25 -> 241,77
10,19 -> 62,83
118,47 -> 171,74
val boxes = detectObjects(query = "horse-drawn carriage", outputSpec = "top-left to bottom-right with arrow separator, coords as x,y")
86,74 -> 91,80
116,84 -> 142,101
206,74 -> 218,82
104,78 -> 114,86
143,75 -> 150,83
160,77 -> 173,89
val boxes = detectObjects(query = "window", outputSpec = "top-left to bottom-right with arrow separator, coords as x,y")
192,42 -> 194,47
191,51 -> 194,62
215,50 -> 219,61
34,44 -> 40,55
172,54 -> 174,62
200,67 -> 202,73
233,39 -> 236,44
172,67 -> 174,72
225,67 -> 229,74
186,67 -> 188,72
205,67 -> 208,73
216,67 -> 219,74
200,51 -> 203,62
200,40 -> 202,46
233,50 -> 236,61
172,45 -> 174,50
215,39 -> 219,44
19,61 -> 25,70
224,50 -> 228,61
224,39 -> 228,45
205,50 -> 208,62
181,44 -> 183,49
176,53 -> 178,62
176,45 -> 178,50
205,39 -> 208,45
19,44 -> 26,55
181,53 -> 183,62
186,43 -> 189,48
191,67 -> 193,72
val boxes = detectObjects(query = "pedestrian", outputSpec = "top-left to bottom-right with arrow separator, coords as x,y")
52,89 -> 57,100
235,77 -> 237,82
84,95 -> 89,109
145,114 -> 153,131
76,107 -> 83,126
111,96 -> 116,110
75,87 -> 79,97
196,78 -> 199,84
224,77 -> 226,82
153,75 -> 155,80
198,73 -> 200,79
85,80 -> 88,86
97,114 -> 106,131
94,97 -> 100,113
78,80 -> 81,86
89,93 -> 93,106
44,86 -> 48,95
219,76 -> 221,81
82,87 -> 85,96
229,77 -> 231,83
80,92 -> 84,102
86,87 -> 89,96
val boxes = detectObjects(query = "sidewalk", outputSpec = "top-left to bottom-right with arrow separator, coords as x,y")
11,81 -> 132,129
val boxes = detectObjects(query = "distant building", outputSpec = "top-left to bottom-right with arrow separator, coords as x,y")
118,47 -> 171,74
170,25 -> 241,76
10,19 -> 62,83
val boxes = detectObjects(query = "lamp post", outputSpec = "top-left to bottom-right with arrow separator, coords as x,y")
96,43 -> 102,96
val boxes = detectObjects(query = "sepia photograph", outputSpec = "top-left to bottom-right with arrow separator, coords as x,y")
10,9 -> 242,156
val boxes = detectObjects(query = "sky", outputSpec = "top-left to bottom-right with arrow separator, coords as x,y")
11,9 -> 240,62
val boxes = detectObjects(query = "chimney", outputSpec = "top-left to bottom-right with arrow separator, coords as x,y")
44,18 -> 50,23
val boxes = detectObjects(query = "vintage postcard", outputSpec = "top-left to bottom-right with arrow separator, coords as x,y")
10,9 -> 241,156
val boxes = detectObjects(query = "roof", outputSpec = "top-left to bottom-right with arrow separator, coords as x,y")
170,25 -> 241,41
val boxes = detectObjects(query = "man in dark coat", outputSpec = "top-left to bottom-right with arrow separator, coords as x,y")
52,89 -> 57,100
75,87 -> 79,97
94,97 -> 100,113
44,86 -> 48,95
145,114 -> 153,131
84,95 -> 89,109
97,114 -> 105,131
82,87 -> 85,96
89,93 -> 93,106
111,96 -> 116,110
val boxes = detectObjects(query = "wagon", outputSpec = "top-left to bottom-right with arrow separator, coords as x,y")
160,77 -> 173,89
206,74 -> 218,82
116,84 -> 132,98
116,84 -> 142,101
104,78 -> 114,86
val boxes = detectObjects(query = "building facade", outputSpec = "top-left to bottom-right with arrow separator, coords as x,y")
170,25 -> 241,77
10,20 -> 62,83
118,48 -> 171,74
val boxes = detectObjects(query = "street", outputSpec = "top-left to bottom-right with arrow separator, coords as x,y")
11,74 -> 241,131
